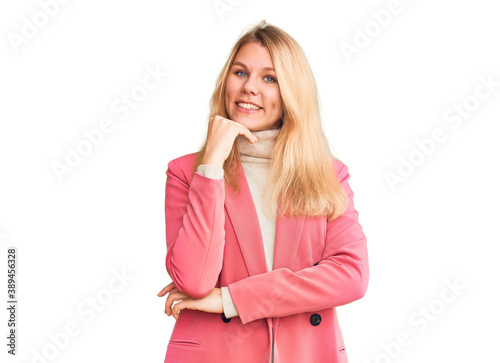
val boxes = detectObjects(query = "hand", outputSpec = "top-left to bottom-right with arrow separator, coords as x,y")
202,115 -> 258,168
157,282 -> 224,320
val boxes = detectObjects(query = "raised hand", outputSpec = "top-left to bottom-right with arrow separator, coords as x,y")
201,115 -> 258,168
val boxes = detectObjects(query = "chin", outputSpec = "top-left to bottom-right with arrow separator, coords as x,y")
231,117 -> 255,128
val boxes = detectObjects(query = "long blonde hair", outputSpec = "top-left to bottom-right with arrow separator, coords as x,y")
194,20 -> 348,221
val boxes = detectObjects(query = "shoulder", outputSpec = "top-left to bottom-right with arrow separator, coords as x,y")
331,156 -> 355,185
331,156 -> 347,175
166,152 -> 201,183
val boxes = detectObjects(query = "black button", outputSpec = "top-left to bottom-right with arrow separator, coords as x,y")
221,313 -> 231,323
310,314 -> 321,326
313,262 -> 319,266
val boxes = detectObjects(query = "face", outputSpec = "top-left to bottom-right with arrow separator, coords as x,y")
225,42 -> 283,132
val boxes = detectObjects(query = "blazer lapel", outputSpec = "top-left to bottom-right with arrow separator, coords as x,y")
224,162 -> 305,274
224,162 -> 268,276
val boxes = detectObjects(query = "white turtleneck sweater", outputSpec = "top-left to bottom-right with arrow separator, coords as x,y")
195,127 -> 280,362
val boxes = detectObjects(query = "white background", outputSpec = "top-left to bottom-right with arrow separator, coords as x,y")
1,0 -> 499,362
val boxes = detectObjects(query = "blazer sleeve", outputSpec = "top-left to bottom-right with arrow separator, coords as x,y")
164,159 -> 226,298
227,162 -> 369,324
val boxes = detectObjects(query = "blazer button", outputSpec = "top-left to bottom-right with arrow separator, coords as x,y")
221,313 -> 231,323
310,314 -> 321,326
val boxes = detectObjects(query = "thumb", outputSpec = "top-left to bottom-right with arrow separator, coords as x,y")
172,301 -> 186,320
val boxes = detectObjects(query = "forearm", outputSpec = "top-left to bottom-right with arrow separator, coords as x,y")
227,163 -> 369,324
227,246 -> 368,324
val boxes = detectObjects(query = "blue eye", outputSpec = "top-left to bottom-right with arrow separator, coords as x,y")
264,76 -> 277,83
234,70 -> 277,84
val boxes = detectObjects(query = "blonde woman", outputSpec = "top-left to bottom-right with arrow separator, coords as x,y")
157,20 -> 369,363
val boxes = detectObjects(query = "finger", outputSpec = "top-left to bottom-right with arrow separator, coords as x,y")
165,296 -> 177,316
246,131 -> 258,143
157,283 -> 174,296
157,281 -> 176,296
165,292 -> 179,315
165,291 -> 189,316
234,123 -> 258,143
172,300 -> 188,320
165,299 -> 172,316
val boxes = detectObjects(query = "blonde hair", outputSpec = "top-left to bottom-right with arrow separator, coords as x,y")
194,20 -> 348,221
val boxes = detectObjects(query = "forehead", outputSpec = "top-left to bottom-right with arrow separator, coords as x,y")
233,42 -> 274,70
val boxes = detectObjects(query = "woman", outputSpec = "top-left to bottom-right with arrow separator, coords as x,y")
157,20 -> 369,363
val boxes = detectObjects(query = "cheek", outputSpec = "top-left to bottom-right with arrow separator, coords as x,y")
225,78 -> 239,99
266,89 -> 282,112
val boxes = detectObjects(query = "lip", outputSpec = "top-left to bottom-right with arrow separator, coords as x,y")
235,100 -> 263,114
235,100 -> 262,108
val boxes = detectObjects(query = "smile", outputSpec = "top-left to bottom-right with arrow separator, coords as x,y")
236,102 -> 262,110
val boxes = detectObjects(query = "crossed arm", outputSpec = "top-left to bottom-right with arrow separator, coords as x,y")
158,159 -> 368,322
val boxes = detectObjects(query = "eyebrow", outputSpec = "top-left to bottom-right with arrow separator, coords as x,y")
232,61 -> 275,72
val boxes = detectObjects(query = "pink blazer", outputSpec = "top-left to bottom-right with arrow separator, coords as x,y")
163,152 -> 369,363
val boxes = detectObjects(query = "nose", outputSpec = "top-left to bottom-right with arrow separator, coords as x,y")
242,75 -> 259,95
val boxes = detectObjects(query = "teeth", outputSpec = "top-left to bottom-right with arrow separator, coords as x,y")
237,102 -> 261,110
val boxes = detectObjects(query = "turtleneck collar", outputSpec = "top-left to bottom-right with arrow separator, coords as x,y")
235,127 -> 281,163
